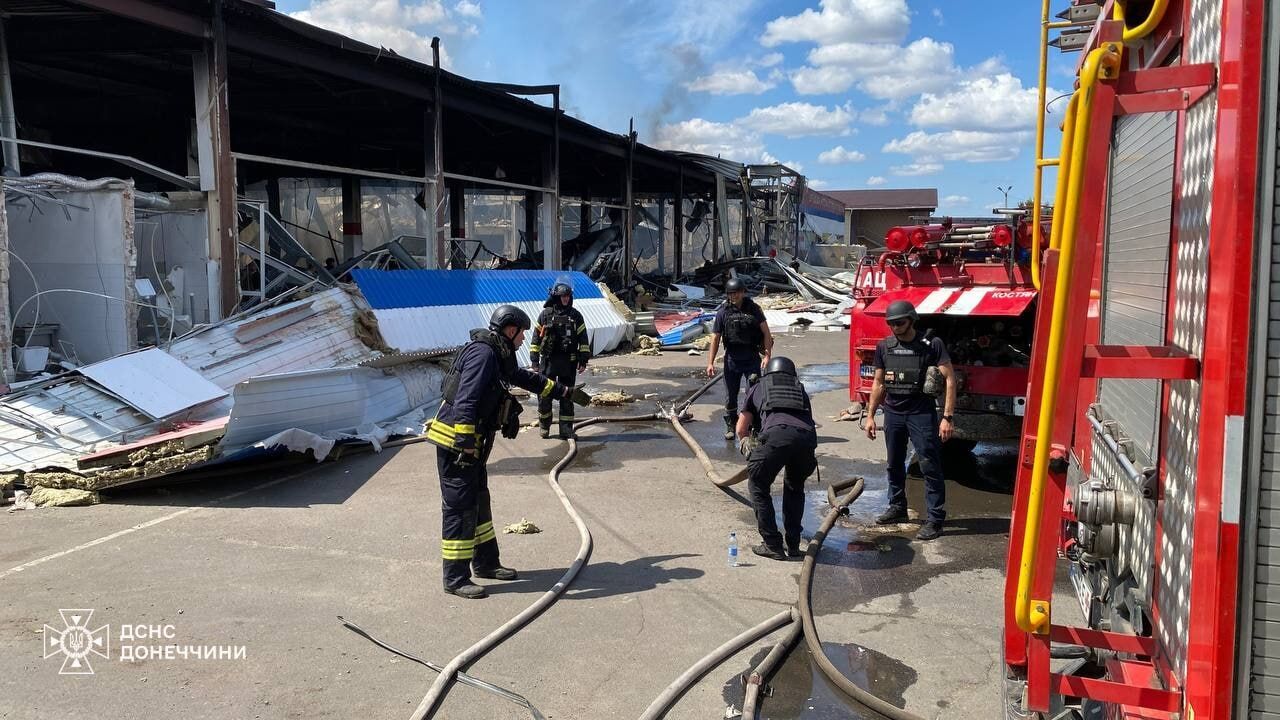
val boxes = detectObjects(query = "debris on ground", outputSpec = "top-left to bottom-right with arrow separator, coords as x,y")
8,490 -> 36,511
502,518 -> 542,534
835,404 -> 865,422
590,390 -> 636,406
28,486 -> 99,507
632,335 -> 662,356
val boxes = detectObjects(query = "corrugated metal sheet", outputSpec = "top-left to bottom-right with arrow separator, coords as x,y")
79,348 -> 227,419
352,269 -> 603,309
1097,110 -> 1176,465
372,298 -> 629,367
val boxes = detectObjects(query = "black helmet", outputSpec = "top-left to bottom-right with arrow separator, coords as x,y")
489,304 -> 532,332
885,299 -> 918,324
725,277 -> 746,293
764,356 -> 797,376
550,282 -> 573,297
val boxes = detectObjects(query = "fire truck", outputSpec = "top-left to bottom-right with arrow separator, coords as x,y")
1003,0 -> 1274,718
847,218 -> 1042,448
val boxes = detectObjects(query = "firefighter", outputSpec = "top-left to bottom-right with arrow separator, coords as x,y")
705,277 -> 774,440
530,280 -> 591,440
863,299 -> 957,541
426,304 -> 592,599
735,356 -> 817,561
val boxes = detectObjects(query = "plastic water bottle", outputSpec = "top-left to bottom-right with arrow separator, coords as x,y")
728,532 -> 739,567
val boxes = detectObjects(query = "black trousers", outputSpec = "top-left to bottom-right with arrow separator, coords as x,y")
747,424 -> 818,550
538,356 -> 578,433
883,409 -> 946,523
723,350 -> 761,419
438,444 -> 501,589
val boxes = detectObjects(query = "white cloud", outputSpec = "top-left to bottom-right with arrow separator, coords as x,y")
760,152 -> 804,172
738,102 -> 854,137
891,162 -> 943,176
932,7 -> 944,25
808,179 -> 831,189
688,69 -> 775,95
794,37 -> 959,100
761,0 -> 910,47
860,106 -> 891,125
654,118 -> 765,161
883,129 -> 1032,163
866,176 -> 888,186
291,0 -> 476,64
909,73 -> 1047,131
757,52 -> 785,67
941,194 -> 970,206
817,145 -> 866,164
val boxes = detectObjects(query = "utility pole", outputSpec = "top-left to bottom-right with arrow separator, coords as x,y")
997,185 -> 1013,208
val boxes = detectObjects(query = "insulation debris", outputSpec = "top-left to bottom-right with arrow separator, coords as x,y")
127,439 -> 186,466
29,486 -> 99,507
502,518 -> 542,534
589,390 -> 636,406
25,471 -> 94,490
631,336 -> 662,356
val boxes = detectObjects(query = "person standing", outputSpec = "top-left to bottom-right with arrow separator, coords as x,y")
863,300 -> 957,541
735,356 -> 818,561
530,280 -> 591,440
705,277 -> 773,439
426,305 -> 591,599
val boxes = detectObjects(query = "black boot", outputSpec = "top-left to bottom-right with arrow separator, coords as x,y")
444,583 -> 488,599
559,422 -> 576,440
876,506 -> 908,525
723,412 -> 738,440
752,544 -> 788,561
473,566 -> 519,581
539,425 -> 550,439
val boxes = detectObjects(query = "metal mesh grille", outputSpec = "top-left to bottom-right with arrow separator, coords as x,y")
1157,0 -> 1222,678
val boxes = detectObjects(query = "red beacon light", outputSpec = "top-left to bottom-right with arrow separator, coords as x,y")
909,226 -> 931,248
992,224 -> 1014,248
885,227 -> 911,253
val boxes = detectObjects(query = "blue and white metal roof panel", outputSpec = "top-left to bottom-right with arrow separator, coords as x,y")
352,269 -> 603,309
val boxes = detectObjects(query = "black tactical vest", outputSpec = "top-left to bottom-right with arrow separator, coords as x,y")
759,373 -> 806,414
723,303 -> 762,348
882,337 -> 929,396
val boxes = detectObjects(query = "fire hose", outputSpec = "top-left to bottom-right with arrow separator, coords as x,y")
402,373 -> 749,718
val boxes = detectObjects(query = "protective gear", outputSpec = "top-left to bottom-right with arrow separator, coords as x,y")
725,277 -> 746,293
763,356 -> 797,376
550,282 -> 573,298
881,337 -> 930,396
885,299 -> 919,324
738,435 -> 759,457
473,566 -> 518,580
499,393 -> 523,439
489,304 -> 531,332
723,411 -> 738,440
723,304 -> 763,348
540,312 -> 578,356
758,373 -> 806,416
569,385 -> 592,407
444,583 -> 488,599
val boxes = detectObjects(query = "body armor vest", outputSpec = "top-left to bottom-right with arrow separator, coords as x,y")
723,304 -> 761,348
882,337 -> 929,396
758,373 -> 806,414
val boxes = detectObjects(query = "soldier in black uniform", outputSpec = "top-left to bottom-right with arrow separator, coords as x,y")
705,277 -> 774,439
426,305 -> 591,599
735,356 -> 818,561
530,281 -> 591,440
864,299 -> 957,541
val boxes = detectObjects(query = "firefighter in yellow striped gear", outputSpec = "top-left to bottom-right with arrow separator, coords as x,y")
530,280 -> 591,440
427,304 -> 591,599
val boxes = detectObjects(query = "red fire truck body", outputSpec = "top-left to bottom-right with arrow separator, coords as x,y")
847,227 -> 1039,442
1003,0 -> 1272,718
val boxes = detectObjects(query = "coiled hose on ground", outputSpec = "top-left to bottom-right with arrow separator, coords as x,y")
408,372 -> 748,718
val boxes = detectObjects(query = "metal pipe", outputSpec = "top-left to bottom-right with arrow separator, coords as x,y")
1031,0 -> 1053,289
442,171 -> 553,195
1114,0 -> 1170,43
638,609 -> 795,720
741,608 -> 803,719
1084,408 -> 1147,486
0,18 -> 18,175
233,151 -> 433,186
21,173 -> 172,209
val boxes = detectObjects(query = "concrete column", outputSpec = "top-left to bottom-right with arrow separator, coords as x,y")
341,177 -> 362,260
193,6 -> 236,320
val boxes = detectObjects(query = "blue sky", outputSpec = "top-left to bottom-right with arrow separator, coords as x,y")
277,0 -> 1077,216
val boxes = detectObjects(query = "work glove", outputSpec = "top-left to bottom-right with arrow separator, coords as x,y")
566,384 -> 592,407
737,435 -> 759,458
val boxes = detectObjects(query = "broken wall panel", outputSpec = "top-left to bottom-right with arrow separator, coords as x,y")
134,209 -> 213,328
5,184 -> 138,365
